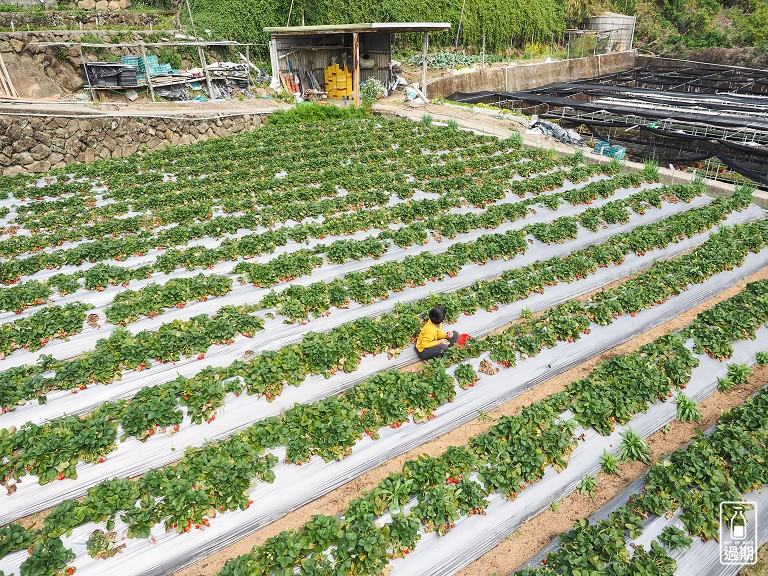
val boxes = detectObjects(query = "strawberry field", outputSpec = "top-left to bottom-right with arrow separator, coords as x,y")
0,116 -> 766,576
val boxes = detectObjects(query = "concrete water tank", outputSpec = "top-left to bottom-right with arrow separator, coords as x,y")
584,12 -> 636,52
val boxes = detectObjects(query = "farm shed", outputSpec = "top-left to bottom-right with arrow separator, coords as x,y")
265,22 -> 451,105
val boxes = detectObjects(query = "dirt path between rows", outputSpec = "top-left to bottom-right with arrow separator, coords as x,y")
457,354 -> 768,576
175,266 -> 768,576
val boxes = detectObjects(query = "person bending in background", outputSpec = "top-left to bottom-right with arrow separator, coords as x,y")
416,305 -> 459,360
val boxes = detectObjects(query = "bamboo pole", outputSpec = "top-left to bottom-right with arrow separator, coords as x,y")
78,45 -> 96,101
140,42 -> 155,101
0,53 -> 18,98
183,0 -> 214,98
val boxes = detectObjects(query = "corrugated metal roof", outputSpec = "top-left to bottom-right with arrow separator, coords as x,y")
264,22 -> 451,35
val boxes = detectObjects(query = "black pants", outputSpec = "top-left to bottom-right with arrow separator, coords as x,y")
417,332 -> 459,360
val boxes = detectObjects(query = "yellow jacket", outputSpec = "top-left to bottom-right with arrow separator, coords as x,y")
416,320 -> 447,352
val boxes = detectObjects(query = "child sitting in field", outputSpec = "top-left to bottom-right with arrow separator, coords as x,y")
415,305 -> 459,360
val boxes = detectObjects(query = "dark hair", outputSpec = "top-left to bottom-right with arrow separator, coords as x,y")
429,305 -> 446,324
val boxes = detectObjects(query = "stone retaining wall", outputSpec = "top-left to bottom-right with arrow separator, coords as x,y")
0,112 -> 267,175
0,9 -> 170,30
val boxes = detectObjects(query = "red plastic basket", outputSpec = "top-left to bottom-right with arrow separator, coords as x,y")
456,333 -> 472,348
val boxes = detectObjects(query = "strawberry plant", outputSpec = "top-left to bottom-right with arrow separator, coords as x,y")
454,363 -> 479,389
85,530 -> 125,559
0,525 -> 38,557
0,303 -> 91,356
19,538 -> 74,576
658,525 -> 693,551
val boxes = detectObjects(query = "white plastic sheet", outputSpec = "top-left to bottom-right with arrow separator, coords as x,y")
525,398 -> 768,576
0,205 -> 762,528
2,246 -> 766,576
0,174 -> 611,327
0,187 -> 728,429
388,325 -> 768,576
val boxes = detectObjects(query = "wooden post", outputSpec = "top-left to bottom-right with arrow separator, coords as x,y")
78,44 -> 95,101
422,31 -> 429,101
269,36 -> 279,83
352,31 -> 360,106
245,44 -> 251,85
183,0 -> 214,98
197,46 -> 214,97
140,42 -> 155,101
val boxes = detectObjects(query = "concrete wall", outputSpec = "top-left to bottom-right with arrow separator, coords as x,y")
0,112 -> 268,175
428,51 -> 636,99
634,55 -> 768,72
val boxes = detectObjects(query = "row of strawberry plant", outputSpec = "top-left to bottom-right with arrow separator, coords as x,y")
0,183 -> 715,407
0,303 -> 91,358
0,305 -> 264,409
2,233 -> 765,576
2,212 -> 762,493
104,274 -> 233,325
515,380 -> 768,576
0,158 -> 588,284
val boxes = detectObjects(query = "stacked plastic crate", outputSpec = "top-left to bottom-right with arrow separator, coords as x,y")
324,64 -> 353,99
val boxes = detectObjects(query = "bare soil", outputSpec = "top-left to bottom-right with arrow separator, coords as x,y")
457,360 -> 768,576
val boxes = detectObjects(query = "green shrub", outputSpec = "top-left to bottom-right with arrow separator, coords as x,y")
361,78 -> 384,110
267,103 -> 369,125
